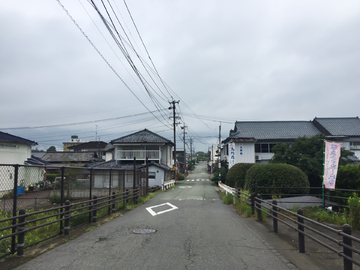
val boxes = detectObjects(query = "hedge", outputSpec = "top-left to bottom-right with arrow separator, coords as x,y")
226,163 -> 255,188
244,163 -> 309,196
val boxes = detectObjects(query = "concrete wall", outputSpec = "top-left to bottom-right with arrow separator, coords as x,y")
0,143 -> 31,165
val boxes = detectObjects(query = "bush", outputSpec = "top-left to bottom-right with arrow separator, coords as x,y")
177,173 -> 185,180
211,167 -> 227,183
226,163 -> 255,188
348,193 -> 360,230
244,163 -> 309,196
46,174 -> 60,183
222,193 -> 233,205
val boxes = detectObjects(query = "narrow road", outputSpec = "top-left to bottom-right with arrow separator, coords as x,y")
16,162 -> 297,270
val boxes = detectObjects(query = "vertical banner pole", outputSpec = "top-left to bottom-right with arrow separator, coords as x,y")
322,140 -> 325,209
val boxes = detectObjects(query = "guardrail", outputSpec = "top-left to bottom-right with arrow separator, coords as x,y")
0,188 -> 140,259
163,180 -> 175,190
218,182 -> 360,270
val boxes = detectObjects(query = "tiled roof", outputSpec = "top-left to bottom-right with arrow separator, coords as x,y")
26,155 -> 52,165
42,152 -> 102,163
0,131 -> 37,145
87,160 -> 142,169
67,141 -> 107,150
104,143 -> 114,152
313,117 -> 360,136
229,121 -> 321,140
111,129 -> 174,145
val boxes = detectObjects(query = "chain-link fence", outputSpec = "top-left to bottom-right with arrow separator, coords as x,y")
0,164 -> 148,216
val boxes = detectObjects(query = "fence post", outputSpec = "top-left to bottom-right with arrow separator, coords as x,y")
146,157 -> 149,197
135,188 -> 139,205
17,209 -> 26,256
11,165 -> 19,254
112,192 -> 116,214
88,169 -> 93,224
92,196 -> 98,223
343,224 -> 353,270
108,169 -> 112,216
126,189 -> 129,204
64,200 -> 71,235
238,188 -> 241,201
297,208 -> 305,253
251,193 -> 255,215
256,194 -> 262,221
60,166 -> 65,235
272,200 -> 278,233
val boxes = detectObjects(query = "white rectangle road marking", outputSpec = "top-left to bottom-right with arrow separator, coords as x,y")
146,202 -> 178,216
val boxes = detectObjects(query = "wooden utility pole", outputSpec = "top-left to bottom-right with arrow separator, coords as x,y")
169,100 -> 180,165
181,125 -> 187,173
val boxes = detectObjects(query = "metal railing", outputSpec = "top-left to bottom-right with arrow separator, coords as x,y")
219,182 -> 360,270
116,150 -> 160,160
0,188 -> 140,258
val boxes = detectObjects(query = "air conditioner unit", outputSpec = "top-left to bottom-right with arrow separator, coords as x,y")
255,156 -> 261,160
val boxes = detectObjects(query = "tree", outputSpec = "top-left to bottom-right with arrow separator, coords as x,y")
270,134 -> 354,187
47,146 -> 57,152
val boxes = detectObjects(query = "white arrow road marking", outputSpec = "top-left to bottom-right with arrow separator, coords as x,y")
146,202 -> 178,216
179,186 -> 192,188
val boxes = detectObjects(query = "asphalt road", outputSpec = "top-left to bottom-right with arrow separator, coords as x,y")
15,162 -> 298,270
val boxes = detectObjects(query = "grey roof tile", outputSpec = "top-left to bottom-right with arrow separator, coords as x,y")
230,121 -> 321,140
42,152 -> 101,163
111,129 -> 174,145
314,117 -> 360,136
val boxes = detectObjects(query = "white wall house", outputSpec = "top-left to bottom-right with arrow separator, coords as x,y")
0,131 -> 40,193
91,129 -> 174,188
222,117 -> 360,165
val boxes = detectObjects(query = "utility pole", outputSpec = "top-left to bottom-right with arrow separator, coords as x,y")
168,100 -> 180,165
190,138 -> 193,160
181,125 -> 187,174
218,122 -> 222,183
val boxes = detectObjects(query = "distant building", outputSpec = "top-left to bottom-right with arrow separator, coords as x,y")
222,117 -> 360,168
63,135 -> 84,151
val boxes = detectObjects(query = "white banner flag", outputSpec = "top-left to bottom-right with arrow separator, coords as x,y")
324,141 -> 341,189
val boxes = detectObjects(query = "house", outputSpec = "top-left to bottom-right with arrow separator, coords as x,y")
90,129 -> 174,188
111,129 -> 174,168
63,135 -> 84,151
67,141 -> 108,160
222,117 -> 360,167
0,131 -> 43,193
0,131 -> 38,165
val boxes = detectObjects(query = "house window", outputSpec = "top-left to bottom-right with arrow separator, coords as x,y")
350,142 -> 360,150
261,144 -> 269,153
125,171 -> 133,183
149,172 -> 156,180
255,143 -> 277,153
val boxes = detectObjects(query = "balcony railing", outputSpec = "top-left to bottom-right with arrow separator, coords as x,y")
116,150 -> 160,160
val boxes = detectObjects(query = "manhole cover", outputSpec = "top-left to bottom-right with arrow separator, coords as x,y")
133,229 -> 156,234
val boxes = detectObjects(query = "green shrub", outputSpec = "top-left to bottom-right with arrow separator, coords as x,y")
222,193 -> 233,205
46,174 -> 60,183
226,163 -> 255,188
348,193 -> 360,229
244,163 -> 309,196
177,173 -> 185,180
211,167 -> 227,183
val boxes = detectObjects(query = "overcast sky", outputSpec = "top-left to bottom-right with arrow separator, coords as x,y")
1,0 -> 359,153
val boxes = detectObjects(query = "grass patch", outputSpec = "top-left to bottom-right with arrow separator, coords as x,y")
235,198 -> 253,217
221,192 -> 234,205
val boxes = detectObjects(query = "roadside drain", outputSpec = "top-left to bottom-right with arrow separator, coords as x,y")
132,229 -> 156,234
